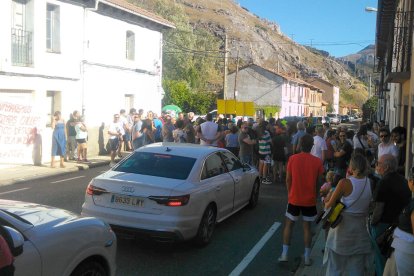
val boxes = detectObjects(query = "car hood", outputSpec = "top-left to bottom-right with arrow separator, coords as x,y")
0,200 -> 78,231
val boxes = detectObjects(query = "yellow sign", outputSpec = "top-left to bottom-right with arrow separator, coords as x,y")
217,100 -> 255,116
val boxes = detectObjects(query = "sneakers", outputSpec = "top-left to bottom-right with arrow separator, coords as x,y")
278,254 -> 288,262
261,177 -> 272,185
109,161 -> 116,168
304,257 -> 313,266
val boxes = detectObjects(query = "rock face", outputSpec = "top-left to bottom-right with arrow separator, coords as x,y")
176,0 -> 360,88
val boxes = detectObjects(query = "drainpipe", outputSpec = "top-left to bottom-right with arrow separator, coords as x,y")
80,0 -> 100,118
405,36 -> 414,179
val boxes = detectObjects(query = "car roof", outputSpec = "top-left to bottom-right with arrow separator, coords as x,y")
136,142 -> 222,159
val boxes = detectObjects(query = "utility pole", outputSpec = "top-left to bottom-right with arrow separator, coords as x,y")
223,34 -> 228,100
369,74 -> 372,98
233,49 -> 240,114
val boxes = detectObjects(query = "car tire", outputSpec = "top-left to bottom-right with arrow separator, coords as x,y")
71,260 -> 107,276
194,204 -> 216,247
248,179 -> 260,209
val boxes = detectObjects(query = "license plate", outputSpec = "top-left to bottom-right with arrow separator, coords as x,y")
111,194 -> 144,207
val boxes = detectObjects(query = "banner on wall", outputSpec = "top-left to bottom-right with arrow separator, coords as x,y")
0,97 -> 43,164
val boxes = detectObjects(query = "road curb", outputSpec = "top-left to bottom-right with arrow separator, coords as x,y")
0,160 -> 110,187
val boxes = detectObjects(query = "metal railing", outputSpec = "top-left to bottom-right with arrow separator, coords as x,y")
390,11 -> 413,73
11,28 -> 33,66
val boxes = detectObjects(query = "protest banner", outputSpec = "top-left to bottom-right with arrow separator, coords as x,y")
0,97 -> 43,164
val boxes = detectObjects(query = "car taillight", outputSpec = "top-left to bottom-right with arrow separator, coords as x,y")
148,195 -> 190,206
86,184 -> 108,196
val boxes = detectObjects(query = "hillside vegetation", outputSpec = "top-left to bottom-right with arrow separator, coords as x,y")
130,0 -> 369,111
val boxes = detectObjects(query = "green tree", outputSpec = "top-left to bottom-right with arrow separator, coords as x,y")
162,80 -> 215,114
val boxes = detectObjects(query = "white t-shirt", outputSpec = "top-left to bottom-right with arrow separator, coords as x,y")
75,123 -> 88,140
108,121 -> 124,139
378,142 -> 399,159
353,135 -> 369,150
200,121 -> 219,146
311,135 -> 327,160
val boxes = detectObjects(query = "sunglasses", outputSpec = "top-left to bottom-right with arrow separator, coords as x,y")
380,134 -> 388,138
339,135 -> 346,137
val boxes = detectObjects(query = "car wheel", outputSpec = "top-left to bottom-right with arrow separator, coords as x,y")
71,260 -> 107,276
248,179 -> 260,209
194,204 -> 216,246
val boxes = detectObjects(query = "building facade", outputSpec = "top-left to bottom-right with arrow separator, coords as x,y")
306,78 -> 340,115
226,64 -> 324,119
375,0 -> 414,177
0,0 -> 174,164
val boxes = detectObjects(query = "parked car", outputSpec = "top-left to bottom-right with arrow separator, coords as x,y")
0,200 -> 117,276
82,143 -> 260,246
342,115 -> 350,123
327,113 -> 340,125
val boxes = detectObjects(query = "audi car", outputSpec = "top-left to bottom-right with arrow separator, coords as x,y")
81,143 -> 260,246
0,200 -> 117,276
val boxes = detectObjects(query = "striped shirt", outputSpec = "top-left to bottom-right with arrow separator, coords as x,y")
258,130 -> 272,155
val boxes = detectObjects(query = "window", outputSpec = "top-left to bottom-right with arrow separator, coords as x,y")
126,31 -> 135,60
220,152 -> 243,172
46,3 -> 60,52
114,152 -> 196,180
201,153 -> 227,180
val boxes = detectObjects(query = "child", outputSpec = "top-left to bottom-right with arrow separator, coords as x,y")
320,171 -> 334,203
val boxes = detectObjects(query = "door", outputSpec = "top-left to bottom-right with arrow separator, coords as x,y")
220,151 -> 251,209
200,153 -> 234,219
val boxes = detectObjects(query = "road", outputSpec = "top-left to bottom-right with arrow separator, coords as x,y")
0,166 -> 310,275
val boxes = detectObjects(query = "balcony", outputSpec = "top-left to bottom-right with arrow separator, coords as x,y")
385,11 -> 413,83
11,28 -> 33,66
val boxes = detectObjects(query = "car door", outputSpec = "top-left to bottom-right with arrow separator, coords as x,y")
219,151 -> 251,209
200,153 -> 234,219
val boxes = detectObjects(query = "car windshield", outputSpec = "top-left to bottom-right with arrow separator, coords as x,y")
114,152 -> 196,180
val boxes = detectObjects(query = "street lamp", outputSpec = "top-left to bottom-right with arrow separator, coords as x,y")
365,7 -> 378,12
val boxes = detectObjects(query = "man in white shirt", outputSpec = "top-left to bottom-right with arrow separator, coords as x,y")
108,114 -> 124,167
198,113 -> 222,146
311,126 -> 327,161
378,127 -> 399,160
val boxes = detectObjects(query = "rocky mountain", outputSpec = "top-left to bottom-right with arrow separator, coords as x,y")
132,0 -> 369,107
338,45 -> 379,87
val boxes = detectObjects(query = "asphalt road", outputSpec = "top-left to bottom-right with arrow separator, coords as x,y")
0,166 -> 311,275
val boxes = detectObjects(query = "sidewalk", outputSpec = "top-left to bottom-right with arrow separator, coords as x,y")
0,154 -> 121,187
295,225 -> 326,276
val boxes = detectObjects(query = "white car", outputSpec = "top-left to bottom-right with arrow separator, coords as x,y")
0,200 -> 117,276
82,143 -> 260,246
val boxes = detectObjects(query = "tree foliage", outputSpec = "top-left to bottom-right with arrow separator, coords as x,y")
162,80 -> 215,114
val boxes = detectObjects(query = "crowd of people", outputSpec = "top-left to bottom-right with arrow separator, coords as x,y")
50,110 -> 89,168
49,107 -> 413,275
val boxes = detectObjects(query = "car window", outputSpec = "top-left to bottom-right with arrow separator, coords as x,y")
220,151 -> 243,172
114,152 -> 196,180
201,153 -> 227,180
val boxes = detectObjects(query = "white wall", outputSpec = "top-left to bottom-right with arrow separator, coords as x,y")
0,0 -> 166,163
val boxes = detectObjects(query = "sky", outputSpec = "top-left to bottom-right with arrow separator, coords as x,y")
237,0 -> 378,57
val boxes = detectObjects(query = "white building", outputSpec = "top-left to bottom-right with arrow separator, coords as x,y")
0,0 -> 174,164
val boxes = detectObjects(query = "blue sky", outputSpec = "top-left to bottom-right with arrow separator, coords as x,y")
237,0 -> 378,57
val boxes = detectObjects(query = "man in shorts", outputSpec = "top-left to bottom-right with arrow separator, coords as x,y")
278,134 -> 324,266
108,114 -> 124,167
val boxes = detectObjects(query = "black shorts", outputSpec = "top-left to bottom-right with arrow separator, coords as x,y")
285,203 -> 317,222
76,138 -> 86,144
259,154 -> 271,161
109,138 -> 119,151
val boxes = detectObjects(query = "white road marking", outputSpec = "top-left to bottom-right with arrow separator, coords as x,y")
229,221 -> 281,276
0,187 -> 30,195
51,176 -> 85,183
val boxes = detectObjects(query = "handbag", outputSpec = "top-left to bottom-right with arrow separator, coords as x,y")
375,225 -> 396,258
317,177 -> 368,229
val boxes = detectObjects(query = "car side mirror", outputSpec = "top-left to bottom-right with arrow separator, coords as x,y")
242,163 -> 251,171
3,226 -> 24,257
